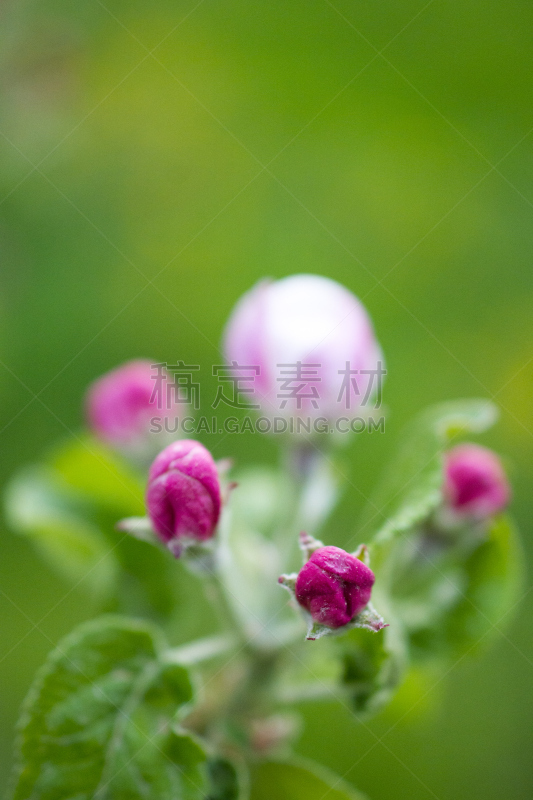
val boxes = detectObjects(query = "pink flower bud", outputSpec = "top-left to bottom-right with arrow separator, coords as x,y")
293,546 -> 375,628
223,275 -> 384,421
444,443 -> 510,519
146,440 -> 221,548
86,360 -> 179,449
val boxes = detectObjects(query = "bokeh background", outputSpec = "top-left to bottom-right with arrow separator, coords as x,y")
1,1 -> 532,798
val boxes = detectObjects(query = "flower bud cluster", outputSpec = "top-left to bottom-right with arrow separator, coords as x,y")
94,276 -> 512,652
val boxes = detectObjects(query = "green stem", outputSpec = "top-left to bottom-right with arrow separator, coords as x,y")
278,441 -> 339,571
226,648 -> 283,727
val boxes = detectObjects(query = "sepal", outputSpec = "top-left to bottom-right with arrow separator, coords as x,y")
116,515 -> 159,543
349,602 -> 388,633
299,531 -> 324,560
305,602 -> 388,641
352,543 -> 370,566
278,573 -> 297,593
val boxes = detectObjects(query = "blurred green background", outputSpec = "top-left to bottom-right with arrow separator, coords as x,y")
1,0 -> 532,797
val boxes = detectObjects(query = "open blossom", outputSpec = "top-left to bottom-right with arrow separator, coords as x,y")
146,440 -> 221,549
292,546 -> 375,628
86,359 -> 179,450
444,443 -> 510,520
223,275 -> 384,421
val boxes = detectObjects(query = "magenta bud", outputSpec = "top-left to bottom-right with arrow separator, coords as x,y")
146,440 -> 221,550
86,360 -> 179,449
294,546 -> 375,629
444,443 -> 510,520
223,275 -> 384,421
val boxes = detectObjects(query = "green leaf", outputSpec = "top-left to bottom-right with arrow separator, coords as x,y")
249,759 -> 368,800
10,616 -> 209,800
442,514 -> 523,657
338,622 -> 407,715
401,515 -> 523,661
206,758 -> 243,800
359,399 -> 498,554
4,469 -> 118,602
5,461 -> 179,616
51,435 -> 145,515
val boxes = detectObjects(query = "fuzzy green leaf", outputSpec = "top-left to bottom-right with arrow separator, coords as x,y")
359,399 -> 498,554
10,616 -> 208,800
206,758 -> 242,800
446,515 -> 523,649
409,514 -> 524,660
51,435 -> 145,515
5,469 -> 118,602
5,462 -> 179,616
338,622 -> 407,715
